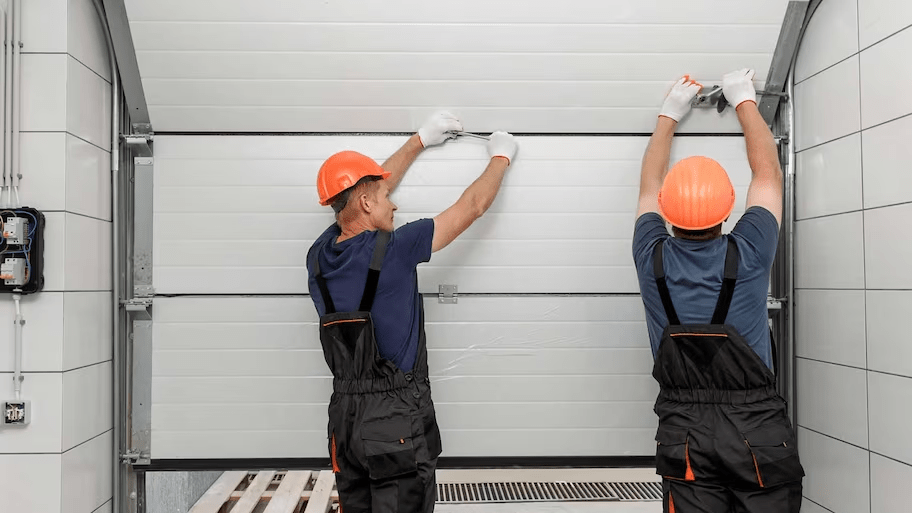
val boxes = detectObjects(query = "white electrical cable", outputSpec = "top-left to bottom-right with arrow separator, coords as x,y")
3,2 -> 12,209
11,0 -> 20,208
12,292 -> 22,400
0,6 -> 7,208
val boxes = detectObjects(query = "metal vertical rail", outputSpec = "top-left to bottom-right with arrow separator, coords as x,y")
786,70 -> 797,425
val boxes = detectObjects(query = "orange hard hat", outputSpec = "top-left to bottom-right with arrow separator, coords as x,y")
658,156 -> 735,231
316,151 -> 391,206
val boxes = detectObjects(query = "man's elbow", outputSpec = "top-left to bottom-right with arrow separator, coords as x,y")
467,194 -> 492,220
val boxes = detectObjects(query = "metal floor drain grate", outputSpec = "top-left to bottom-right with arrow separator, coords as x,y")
436,481 -> 662,503
611,481 -> 663,501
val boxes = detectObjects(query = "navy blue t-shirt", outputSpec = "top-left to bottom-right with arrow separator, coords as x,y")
307,219 -> 434,373
632,207 -> 779,369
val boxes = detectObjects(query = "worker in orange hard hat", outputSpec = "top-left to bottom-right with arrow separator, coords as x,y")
307,111 -> 518,513
632,70 -> 804,512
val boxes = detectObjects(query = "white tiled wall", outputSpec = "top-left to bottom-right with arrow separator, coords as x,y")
794,0 -> 858,83
861,114 -> 912,208
870,454 -> 912,513
0,454 -> 63,513
859,0 -> 912,48
795,1 -> 912,510
796,359 -> 868,448
795,133 -> 863,220
0,0 -> 114,511
798,428 -> 871,513
859,26 -> 912,129
61,431 -> 113,513
794,57 -> 861,151
795,212 -> 865,289
795,289 -> 866,368
865,291 -> 912,377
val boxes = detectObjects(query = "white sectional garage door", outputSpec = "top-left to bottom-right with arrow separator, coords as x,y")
150,135 -> 753,459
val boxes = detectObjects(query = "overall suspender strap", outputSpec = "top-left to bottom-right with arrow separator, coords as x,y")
653,239 -> 681,326
710,238 -> 740,325
312,240 -> 336,315
359,230 -> 391,312
653,237 -> 741,326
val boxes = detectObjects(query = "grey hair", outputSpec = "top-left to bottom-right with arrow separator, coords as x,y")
330,175 -> 383,215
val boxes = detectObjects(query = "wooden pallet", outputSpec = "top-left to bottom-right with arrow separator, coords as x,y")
188,470 -> 339,513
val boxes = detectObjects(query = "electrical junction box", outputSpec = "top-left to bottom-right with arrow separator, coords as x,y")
3,400 -> 29,426
1,258 -> 26,286
0,207 -> 45,294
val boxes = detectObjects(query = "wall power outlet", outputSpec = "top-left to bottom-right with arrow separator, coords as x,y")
3,400 -> 30,426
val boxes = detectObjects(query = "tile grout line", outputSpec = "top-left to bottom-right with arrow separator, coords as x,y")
855,1 -> 875,507
803,495 -> 836,513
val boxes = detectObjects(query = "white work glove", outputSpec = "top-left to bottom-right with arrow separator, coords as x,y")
417,111 -> 463,148
487,131 -> 518,165
659,75 -> 703,121
722,68 -> 757,110
659,75 -> 702,122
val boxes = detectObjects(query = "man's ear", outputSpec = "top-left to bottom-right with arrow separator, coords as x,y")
358,192 -> 372,213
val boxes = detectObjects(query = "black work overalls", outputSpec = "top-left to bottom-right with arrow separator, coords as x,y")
313,231 -> 442,513
651,238 -> 804,513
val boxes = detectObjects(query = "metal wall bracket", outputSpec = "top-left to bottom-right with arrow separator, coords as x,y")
438,284 -> 458,304
124,298 -> 152,320
133,157 -> 154,298
121,449 -> 150,466
125,133 -> 153,158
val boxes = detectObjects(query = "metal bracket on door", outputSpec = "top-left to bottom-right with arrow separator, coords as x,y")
439,284 -> 458,304
121,449 -> 150,466
124,128 -> 153,158
124,297 -> 152,320
691,86 -> 789,112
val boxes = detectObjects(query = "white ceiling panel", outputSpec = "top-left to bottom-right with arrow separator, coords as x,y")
124,0 -> 791,133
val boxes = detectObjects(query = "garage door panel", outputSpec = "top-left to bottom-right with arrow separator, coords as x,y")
156,213 -> 637,241
430,376 -> 659,403
152,295 -> 657,458
148,133 -> 751,458
152,135 -> 751,161
126,0 -> 788,25
437,403 -> 657,430
152,404 -> 327,432
152,428 -> 659,460
426,322 -> 648,349
153,349 -> 331,378
151,402 -> 655,435
152,430 -> 326,460
423,296 -> 646,322
154,377 -> 333,405
153,375 -> 660,406
155,239 -> 633,268
131,22 -> 778,55
134,52 -> 769,83
430,348 -> 652,376
154,266 -> 641,295
440,429 -> 658,458
153,296 -> 313,322
154,323 -> 318,351
157,158 -> 645,188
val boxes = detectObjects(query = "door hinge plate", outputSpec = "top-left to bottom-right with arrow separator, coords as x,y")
438,284 -> 458,304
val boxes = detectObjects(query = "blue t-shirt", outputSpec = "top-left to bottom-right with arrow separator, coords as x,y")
307,219 -> 434,373
632,207 -> 779,369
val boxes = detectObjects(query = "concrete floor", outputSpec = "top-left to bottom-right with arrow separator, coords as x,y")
434,468 -> 662,513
